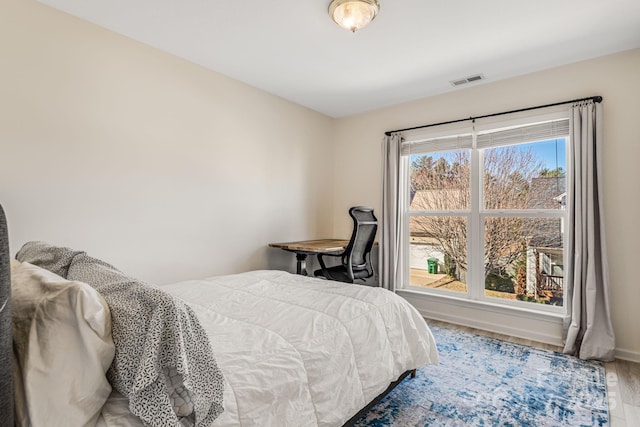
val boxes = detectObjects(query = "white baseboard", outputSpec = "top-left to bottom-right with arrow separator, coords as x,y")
614,347 -> 640,363
422,311 -> 564,347
399,290 -> 564,347
399,290 -> 640,363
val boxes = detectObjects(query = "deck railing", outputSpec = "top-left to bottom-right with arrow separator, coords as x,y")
539,274 -> 563,295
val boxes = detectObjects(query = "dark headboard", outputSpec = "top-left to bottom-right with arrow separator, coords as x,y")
0,204 -> 14,427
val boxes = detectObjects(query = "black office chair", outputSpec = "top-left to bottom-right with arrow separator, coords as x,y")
314,206 -> 378,284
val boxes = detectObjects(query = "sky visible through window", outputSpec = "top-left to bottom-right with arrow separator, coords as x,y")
523,138 -> 566,170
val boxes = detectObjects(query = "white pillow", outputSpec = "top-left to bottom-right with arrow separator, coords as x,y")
11,260 -> 115,427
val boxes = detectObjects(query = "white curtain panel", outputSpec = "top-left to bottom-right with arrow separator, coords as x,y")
563,101 -> 616,361
380,133 -> 403,291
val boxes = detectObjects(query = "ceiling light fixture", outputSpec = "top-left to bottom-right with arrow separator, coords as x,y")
329,0 -> 380,32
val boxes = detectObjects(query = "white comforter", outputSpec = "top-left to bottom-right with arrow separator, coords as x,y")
157,270 -> 438,427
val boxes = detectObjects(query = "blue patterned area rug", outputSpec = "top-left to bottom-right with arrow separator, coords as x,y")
354,324 -> 609,426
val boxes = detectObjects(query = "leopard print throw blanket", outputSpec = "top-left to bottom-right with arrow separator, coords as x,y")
17,242 -> 225,426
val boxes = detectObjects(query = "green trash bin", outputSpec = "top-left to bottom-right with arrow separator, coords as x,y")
427,258 -> 438,274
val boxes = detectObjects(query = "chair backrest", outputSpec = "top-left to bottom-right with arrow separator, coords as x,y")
342,206 -> 377,273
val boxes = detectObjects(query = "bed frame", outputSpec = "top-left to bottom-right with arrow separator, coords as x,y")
0,203 -> 415,427
342,368 -> 416,426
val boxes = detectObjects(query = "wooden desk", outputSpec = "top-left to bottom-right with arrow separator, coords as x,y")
269,239 -> 349,275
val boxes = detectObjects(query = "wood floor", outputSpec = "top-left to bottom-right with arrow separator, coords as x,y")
426,319 -> 640,426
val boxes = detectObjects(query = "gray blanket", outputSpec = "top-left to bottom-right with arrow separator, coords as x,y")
17,242 -> 224,427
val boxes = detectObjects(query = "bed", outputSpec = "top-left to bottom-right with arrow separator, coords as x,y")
0,203 -> 439,427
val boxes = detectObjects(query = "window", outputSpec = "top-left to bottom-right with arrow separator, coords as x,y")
401,113 -> 569,312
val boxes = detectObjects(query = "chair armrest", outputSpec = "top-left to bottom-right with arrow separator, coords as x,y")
316,252 -> 343,269
317,252 -> 342,258
317,253 -> 343,282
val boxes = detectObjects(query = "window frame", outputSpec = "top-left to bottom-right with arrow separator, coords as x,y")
399,111 -> 571,315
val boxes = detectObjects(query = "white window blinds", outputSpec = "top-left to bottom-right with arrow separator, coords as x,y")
476,118 -> 570,149
399,112 -> 570,155
401,133 -> 473,156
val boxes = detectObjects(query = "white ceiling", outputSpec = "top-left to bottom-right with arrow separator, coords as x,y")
39,0 -> 640,118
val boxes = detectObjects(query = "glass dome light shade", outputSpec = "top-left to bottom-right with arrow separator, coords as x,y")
329,0 -> 380,32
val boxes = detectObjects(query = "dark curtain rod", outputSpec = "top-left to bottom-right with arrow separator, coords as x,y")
384,95 -> 603,136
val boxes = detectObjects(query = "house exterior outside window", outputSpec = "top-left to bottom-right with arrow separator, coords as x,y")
400,112 -> 570,313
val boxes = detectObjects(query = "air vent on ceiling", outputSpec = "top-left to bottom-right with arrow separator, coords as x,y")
450,74 -> 485,87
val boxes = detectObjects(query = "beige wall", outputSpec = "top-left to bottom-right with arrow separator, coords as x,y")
0,0 -> 334,284
332,49 -> 640,360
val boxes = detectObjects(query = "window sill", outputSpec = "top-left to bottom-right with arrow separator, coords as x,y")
397,287 -> 565,346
